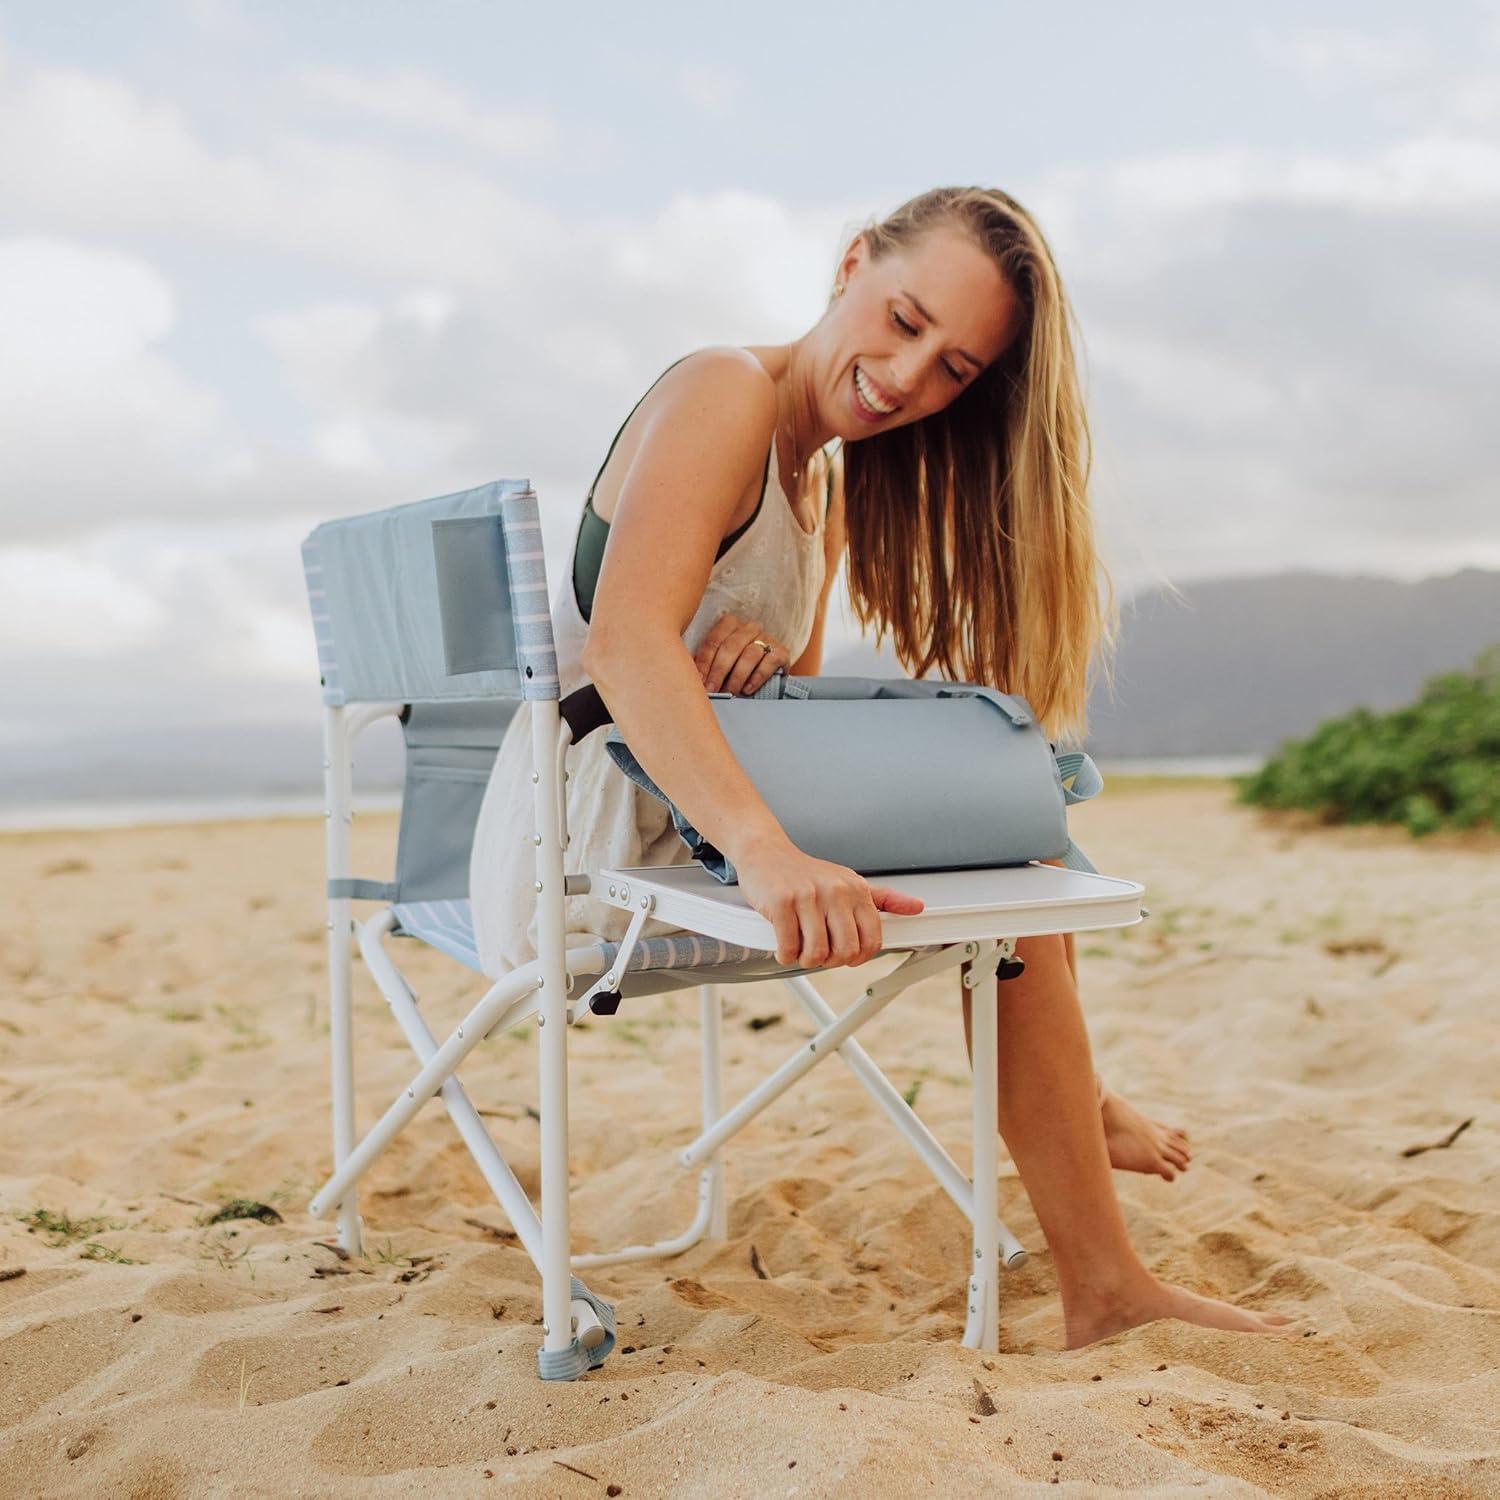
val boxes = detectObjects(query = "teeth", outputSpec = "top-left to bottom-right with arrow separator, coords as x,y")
855,365 -> 898,415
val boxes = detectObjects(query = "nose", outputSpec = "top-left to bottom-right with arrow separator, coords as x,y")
883,362 -> 918,402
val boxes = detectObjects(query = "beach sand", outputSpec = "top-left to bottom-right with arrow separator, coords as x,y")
2,782 -> 1498,1496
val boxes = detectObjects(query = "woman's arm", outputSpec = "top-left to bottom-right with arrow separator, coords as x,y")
579,355 -> 914,966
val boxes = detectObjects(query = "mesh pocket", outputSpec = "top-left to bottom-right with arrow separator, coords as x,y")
394,748 -> 495,901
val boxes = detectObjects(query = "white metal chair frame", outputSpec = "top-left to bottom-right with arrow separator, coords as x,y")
301,484 -> 1144,1380
308,692 -> 1145,1377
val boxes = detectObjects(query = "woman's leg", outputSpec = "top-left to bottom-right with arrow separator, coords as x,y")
962,930 -> 1291,1346
1067,918 -> 1192,1180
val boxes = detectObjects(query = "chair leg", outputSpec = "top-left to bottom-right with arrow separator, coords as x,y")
963,949 -> 1003,1353
780,974 -> 1027,1268
531,698 -> 601,1381
323,702 -> 363,1256
568,982 -> 725,1270
699,983 -> 729,1241
357,912 -> 546,1270
679,942 -> 979,1170
328,920 -> 363,1256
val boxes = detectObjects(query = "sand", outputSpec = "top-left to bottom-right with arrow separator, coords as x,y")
2,781 -> 1498,1497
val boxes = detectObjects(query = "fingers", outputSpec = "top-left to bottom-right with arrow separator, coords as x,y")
797,877 -> 882,969
770,898 -> 803,968
793,888 -> 830,968
699,616 -> 765,692
693,612 -> 743,688
851,896 -> 884,966
868,885 -> 925,915
727,634 -> 789,696
750,857 -> 889,970
824,902 -> 863,969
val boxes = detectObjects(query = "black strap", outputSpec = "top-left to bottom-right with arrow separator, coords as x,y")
560,682 -> 613,743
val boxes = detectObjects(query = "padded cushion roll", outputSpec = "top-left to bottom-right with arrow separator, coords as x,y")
605,680 -> 1073,883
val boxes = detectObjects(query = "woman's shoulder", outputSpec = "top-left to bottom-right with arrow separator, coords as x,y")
651,345 -> 777,425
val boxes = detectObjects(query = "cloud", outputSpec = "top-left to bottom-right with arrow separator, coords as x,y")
0,47 -> 565,285
0,519 -> 325,745
1254,20 -> 1500,134
1254,24 -> 1433,91
298,65 -> 559,157
3,34 -> 1500,750
677,63 -> 740,114
0,237 -> 248,533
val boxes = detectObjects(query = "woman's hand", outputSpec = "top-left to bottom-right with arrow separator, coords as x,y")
732,833 -> 926,969
694,612 -> 790,695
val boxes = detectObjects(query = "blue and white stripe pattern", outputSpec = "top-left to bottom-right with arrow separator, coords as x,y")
391,899 -> 772,977
391,899 -> 482,970
596,931 -> 764,971
300,532 -> 345,705
499,490 -> 559,701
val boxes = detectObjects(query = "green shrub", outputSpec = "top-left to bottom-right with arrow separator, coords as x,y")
1233,645 -> 1500,836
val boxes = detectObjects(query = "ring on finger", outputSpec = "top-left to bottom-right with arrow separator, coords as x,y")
751,638 -> 773,654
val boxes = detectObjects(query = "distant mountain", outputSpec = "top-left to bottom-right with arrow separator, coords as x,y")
825,568 -> 1499,756
1085,568 -> 1498,755
6,569 -> 1494,812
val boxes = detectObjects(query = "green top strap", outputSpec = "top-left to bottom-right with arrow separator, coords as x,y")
570,358 -> 837,624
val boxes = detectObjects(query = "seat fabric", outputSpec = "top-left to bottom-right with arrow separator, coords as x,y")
389,898 -> 814,995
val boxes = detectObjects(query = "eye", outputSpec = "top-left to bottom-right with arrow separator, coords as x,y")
890,307 -> 966,384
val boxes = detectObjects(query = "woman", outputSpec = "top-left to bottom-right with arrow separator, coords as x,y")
471,186 -> 1291,1346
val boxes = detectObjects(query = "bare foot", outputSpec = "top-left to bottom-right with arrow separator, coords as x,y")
1065,1277 -> 1298,1349
1101,1087 -> 1191,1180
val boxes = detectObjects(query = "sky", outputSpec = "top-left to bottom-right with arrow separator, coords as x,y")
2,0 -> 1498,747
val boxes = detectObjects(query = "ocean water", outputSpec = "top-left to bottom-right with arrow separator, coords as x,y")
0,757 -> 1261,834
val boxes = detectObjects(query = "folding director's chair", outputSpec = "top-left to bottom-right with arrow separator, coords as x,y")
300,479 -> 1145,1381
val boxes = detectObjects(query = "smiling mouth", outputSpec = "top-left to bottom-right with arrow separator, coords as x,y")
853,364 -> 900,417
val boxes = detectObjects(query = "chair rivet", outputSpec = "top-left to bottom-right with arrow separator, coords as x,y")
608,885 -> 617,898
326,920 -> 334,930
975,1247 -> 983,1258
537,1015 -> 545,1026
533,834 -> 543,845
407,1088 -> 414,1098
457,1026 -> 464,1038
535,881 -> 544,892
604,972 -> 616,987
531,771 -> 539,782
640,896 -> 649,908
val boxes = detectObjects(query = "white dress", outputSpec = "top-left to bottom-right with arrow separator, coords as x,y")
468,432 -> 828,979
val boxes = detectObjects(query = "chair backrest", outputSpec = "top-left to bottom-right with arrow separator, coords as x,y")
304,479 -> 562,903
301,478 -> 559,706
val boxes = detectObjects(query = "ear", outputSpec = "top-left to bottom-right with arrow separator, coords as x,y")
838,233 -> 867,287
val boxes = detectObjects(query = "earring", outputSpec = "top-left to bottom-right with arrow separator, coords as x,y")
833,283 -> 845,297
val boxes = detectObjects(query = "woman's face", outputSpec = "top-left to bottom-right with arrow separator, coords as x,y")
822,225 -> 1022,436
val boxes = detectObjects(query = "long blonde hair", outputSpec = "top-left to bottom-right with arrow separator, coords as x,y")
834,186 -> 1117,746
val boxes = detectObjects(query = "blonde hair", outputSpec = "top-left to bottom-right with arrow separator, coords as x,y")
835,186 -> 1118,746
